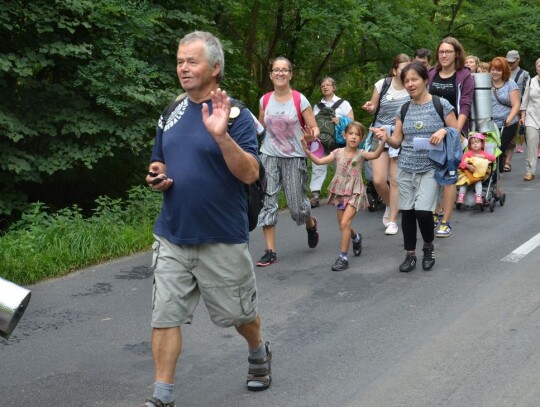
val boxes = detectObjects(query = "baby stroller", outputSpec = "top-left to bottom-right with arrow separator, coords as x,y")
456,129 -> 506,212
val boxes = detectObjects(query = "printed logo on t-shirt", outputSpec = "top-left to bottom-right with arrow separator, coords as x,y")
163,98 -> 189,132
265,113 -> 297,154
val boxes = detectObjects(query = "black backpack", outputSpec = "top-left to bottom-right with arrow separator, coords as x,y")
159,95 -> 266,232
226,101 -> 267,231
315,99 -> 345,152
372,77 -> 392,125
400,95 -> 445,124
246,160 -> 267,231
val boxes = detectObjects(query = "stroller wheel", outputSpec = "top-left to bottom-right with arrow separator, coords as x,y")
500,194 -> 506,206
489,198 -> 496,212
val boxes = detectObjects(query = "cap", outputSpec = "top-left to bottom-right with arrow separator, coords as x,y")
468,133 -> 485,148
506,50 -> 520,63
469,133 -> 485,141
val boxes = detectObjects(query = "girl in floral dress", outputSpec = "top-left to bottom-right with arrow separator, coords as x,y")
302,121 -> 387,271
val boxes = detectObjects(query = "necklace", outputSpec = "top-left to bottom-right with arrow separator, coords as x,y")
492,81 -> 503,90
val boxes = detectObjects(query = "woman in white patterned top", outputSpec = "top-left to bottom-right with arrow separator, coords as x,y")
520,57 -> 540,181
362,53 -> 411,236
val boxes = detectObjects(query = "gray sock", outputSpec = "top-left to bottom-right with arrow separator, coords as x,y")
146,381 -> 174,406
249,341 -> 267,360
248,342 -> 269,389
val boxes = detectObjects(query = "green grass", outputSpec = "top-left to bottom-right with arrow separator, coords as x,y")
0,186 -> 161,285
0,165 -> 335,286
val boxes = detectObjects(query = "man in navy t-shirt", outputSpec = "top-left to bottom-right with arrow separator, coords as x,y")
141,31 -> 271,407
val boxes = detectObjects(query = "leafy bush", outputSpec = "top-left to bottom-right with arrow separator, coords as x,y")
0,186 -> 162,285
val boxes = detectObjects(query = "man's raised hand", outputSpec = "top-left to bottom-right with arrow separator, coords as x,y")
202,88 -> 231,140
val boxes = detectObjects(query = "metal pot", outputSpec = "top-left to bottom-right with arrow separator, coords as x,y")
0,277 -> 31,339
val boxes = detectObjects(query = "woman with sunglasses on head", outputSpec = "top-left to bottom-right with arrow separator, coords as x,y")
428,37 -> 474,238
255,57 -> 320,267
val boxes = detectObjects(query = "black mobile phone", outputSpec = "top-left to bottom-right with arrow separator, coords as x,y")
150,176 -> 167,185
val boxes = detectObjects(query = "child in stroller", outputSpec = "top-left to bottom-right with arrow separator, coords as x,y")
456,131 -> 505,211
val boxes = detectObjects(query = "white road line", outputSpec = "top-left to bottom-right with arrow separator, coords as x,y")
502,233 -> 540,263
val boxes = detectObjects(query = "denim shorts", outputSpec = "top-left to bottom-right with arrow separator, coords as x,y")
150,234 -> 258,328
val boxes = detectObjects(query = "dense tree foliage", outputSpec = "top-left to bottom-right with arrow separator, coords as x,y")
1,0 -> 538,222
0,1 -> 207,216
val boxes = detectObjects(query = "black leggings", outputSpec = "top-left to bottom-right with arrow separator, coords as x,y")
401,209 -> 434,251
498,121 -> 519,168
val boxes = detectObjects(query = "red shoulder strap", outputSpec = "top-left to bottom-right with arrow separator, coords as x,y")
292,89 -> 305,127
263,90 -> 304,127
262,91 -> 273,111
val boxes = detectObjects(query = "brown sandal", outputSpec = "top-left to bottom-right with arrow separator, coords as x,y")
246,341 -> 272,391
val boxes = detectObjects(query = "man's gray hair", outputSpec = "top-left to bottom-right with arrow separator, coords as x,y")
179,31 -> 225,82
320,77 -> 336,87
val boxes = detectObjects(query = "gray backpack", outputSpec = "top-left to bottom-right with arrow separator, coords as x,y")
315,99 -> 344,152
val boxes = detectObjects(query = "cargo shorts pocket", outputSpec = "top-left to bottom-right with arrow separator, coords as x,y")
239,278 -> 258,316
151,240 -> 160,270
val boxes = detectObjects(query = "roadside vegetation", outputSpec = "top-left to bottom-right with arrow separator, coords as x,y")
0,167 -> 334,285
0,186 -> 161,285
3,0 -> 535,285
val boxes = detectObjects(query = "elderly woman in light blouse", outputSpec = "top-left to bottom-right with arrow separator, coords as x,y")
520,57 -> 540,181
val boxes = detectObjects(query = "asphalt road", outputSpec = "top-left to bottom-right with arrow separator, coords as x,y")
2,152 -> 540,406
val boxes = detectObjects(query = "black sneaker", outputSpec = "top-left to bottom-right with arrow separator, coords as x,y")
307,217 -> 319,248
256,250 -> 277,267
352,233 -> 362,256
422,245 -> 435,270
331,257 -> 349,271
399,253 -> 417,272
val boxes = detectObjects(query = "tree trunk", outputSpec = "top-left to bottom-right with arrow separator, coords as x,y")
447,0 -> 463,33
262,0 -> 284,90
244,0 -> 261,105
308,29 -> 344,97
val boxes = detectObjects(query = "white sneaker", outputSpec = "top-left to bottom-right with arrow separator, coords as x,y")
382,207 -> 391,227
385,222 -> 399,235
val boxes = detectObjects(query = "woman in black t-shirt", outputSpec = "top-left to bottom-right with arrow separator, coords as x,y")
427,37 -> 474,239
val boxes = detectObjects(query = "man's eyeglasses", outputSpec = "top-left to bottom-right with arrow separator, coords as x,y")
272,69 -> 291,74
438,50 -> 455,56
